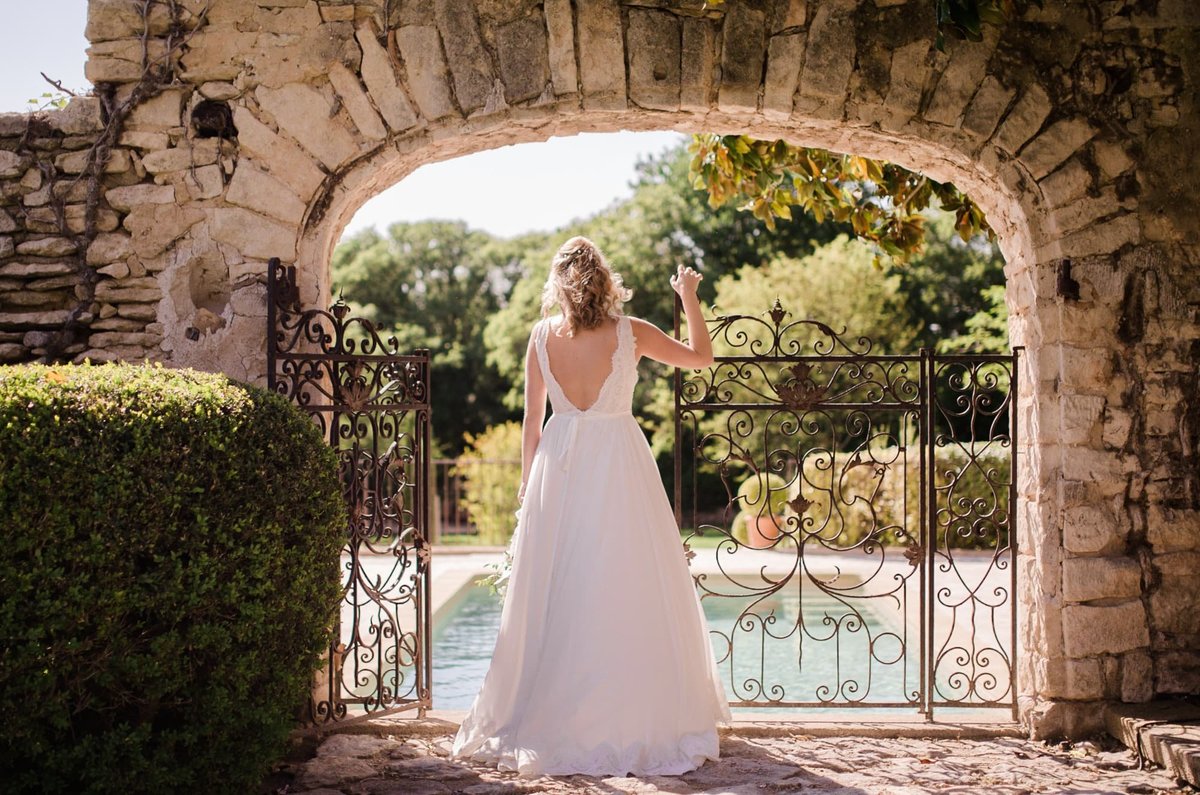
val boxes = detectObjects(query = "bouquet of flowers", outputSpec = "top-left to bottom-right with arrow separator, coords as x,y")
475,508 -> 520,605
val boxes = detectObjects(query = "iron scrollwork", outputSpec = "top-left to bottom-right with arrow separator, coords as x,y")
268,258 -> 433,725
673,298 -> 1018,719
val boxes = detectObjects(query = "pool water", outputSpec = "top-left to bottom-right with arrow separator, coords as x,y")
432,577 -> 919,713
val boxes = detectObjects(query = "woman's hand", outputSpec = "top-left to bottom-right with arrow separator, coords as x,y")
670,264 -> 702,298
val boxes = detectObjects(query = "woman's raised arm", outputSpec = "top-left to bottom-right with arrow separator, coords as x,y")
632,265 -> 714,370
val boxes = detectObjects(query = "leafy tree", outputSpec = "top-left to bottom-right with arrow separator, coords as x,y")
883,212 -> 1008,350
330,220 -> 526,450
711,235 -> 922,354
483,142 -> 846,412
689,134 -> 991,267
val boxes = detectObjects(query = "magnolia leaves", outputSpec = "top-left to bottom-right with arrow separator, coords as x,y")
689,134 -> 994,269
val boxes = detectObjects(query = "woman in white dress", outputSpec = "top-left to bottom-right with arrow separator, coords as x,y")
450,236 -> 732,777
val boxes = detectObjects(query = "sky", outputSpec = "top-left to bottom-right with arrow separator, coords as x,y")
0,2 -> 687,240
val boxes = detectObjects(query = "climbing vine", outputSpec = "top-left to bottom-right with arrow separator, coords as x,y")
17,0 -> 209,361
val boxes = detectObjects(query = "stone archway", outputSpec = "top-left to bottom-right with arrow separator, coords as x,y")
1,0 -> 1196,738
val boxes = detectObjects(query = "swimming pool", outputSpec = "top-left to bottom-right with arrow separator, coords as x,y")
431,574 -> 919,713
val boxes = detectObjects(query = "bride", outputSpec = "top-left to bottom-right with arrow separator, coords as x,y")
450,236 -> 731,777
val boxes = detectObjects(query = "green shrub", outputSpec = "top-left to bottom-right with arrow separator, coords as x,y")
457,421 -> 522,545
0,363 -> 344,794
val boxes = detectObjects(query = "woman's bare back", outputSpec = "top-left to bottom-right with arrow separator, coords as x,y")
542,316 -> 622,412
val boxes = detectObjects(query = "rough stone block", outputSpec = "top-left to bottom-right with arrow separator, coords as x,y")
17,237 -> 77,257
1022,118 -> 1099,180
0,310 -> 72,330
25,205 -> 120,235
199,81 -> 241,101
880,39 -> 932,127
794,0 -> 857,119
211,207 -> 297,260
97,261 -> 131,279
127,89 -> 185,130
1058,213 -> 1140,259
1059,394 -> 1105,445
231,105 -> 326,197
627,9 -> 681,111
139,140 -> 222,174
396,26 -> 458,120
105,183 -> 175,213
771,0 -> 807,30
256,84 -> 360,170
55,148 -> 133,175
1150,573 -> 1200,636
763,33 -> 803,119
0,261 -> 76,278
1053,186 -> 1124,238
1093,139 -> 1134,178
94,282 -> 162,303
680,18 -> 716,112
180,163 -> 224,200
1062,502 -> 1124,555
433,0 -> 494,113
86,38 -> 171,82
122,204 -> 205,258
718,3 -> 767,112
1062,556 -> 1142,603
925,28 -> 999,127
994,83 -> 1051,154
1062,601 -> 1150,658
543,0 -> 577,96
226,160 -> 307,224
1042,656 -> 1103,700
355,23 -> 418,131
87,233 -> 133,266
961,75 -> 1016,139
577,0 -> 626,110
328,62 -> 387,141
50,97 -> 104,135
85,0 -> 175,42
176,26 -> 257,83
1038,157 -> 1093,209
495,15 -> 551,106
1146,505 -> 1200,553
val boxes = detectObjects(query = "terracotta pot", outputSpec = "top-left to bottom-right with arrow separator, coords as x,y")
744,514 -> 781,549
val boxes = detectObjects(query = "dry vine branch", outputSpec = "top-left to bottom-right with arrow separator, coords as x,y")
19,0 -> 211,361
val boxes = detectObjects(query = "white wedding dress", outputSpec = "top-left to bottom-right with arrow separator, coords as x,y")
451,314 -> 731,777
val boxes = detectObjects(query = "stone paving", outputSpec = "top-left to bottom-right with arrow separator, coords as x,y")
266,720 -> 1195,795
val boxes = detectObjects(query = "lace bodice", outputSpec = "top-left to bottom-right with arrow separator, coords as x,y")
535,315 -> 636,417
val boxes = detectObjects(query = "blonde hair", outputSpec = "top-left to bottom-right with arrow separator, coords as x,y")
540,236 -> 632,336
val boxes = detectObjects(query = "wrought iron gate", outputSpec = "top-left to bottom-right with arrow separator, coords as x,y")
267,259 -> 432,724
674,299 -> 1018,719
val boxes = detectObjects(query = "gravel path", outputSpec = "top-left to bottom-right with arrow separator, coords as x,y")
267,722 -> 1193,795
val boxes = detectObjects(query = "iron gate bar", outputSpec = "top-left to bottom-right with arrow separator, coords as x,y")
267,258 -> 433,726
673,298 -> 1017,716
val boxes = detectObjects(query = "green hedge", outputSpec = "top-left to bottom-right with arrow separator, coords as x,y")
0,364 -> 345,794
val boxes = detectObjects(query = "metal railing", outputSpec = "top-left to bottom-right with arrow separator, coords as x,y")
431,457 -> 522,545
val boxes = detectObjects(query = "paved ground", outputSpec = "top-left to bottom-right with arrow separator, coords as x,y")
266,720 -> 1195,795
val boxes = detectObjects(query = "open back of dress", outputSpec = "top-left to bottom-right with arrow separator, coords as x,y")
451,314 -> 731,777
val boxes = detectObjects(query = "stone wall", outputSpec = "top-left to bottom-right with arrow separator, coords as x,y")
0,0 -> 1197,738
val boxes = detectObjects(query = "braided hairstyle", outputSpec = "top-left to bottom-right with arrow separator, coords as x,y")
540,236 -> 632,336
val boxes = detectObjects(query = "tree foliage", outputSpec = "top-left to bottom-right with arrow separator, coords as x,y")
689,134 -> 992,267
331,220 -> 531,451
331,140 -> 1007,459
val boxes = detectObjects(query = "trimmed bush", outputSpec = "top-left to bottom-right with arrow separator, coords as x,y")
457,420 -> 522,545
0,363 -> 344,794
